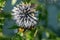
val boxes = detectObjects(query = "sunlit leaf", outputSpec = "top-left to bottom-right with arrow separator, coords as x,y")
11,0 -> 17,5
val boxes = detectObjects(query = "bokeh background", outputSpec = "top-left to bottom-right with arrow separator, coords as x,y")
0,0 -> 60,40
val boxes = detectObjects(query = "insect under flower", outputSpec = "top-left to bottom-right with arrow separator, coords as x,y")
11,1 -> 38,31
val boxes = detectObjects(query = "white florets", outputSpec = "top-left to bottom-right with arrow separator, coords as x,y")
11,2 -> 38,28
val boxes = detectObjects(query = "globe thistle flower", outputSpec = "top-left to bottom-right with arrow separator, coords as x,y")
11,2 -> 38,29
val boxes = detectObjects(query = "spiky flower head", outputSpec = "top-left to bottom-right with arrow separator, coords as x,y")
11,2 -> 38,29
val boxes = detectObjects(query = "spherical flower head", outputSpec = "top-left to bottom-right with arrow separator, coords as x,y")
11,2 -> 38,29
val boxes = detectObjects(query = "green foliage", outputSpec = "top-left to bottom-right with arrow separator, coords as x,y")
9,25 -> 19,29
22,0 -> 31,3
58,12 -> 60,22
0,12 -> 12,19
0,0 -> 6,7
0,12 -> 12,29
